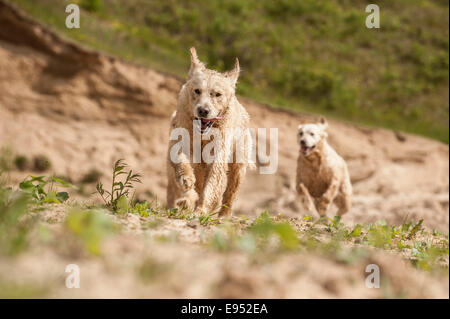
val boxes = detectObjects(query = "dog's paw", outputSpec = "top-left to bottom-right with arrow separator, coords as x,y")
175,189 -> 198,211
195,206 -> 208,217
316,200 -> 330,216
175,197 -> 194,210
218,206 -> 232,217
178,174 -> 195,191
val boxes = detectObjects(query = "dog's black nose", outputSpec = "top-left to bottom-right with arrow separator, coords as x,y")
197,106 -> 210,118
300,140 -> 306,146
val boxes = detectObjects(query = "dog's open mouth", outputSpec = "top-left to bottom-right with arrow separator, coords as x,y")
194,116 -> 223,134
301,144 -> 315,155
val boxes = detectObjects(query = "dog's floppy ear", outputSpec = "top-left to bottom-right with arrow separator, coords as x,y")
225,58 -> 240,87
188,47 -> 205,78
318,116 -> 328,130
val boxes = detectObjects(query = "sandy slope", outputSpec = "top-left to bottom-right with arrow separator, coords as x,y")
0,1 -> 448,234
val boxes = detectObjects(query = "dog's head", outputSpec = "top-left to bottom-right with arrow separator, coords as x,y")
297,117 -> 328,156
184,47 -> 240,134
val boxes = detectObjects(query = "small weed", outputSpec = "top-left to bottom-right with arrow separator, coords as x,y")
65,208 -> 118,255
96,159 -> 141,214
248,212 -> 299,250
211,212 -> 300,252
0,173 -> 32,255
19,175 -> 75,204
199,213 -> 219,226
129,201 -> 153,217
407,219 -> 423,239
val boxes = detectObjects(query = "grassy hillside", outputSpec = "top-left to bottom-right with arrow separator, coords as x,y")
11,0 -> 449,142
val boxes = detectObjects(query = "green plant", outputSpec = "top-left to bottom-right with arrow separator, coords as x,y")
198,213 -> 219,226
19,175 -> 74,204
0,174 -> 32,255
96,159 -> 142,214
80,0 -> 103,12
65,208 -> 118,255
247,212 -> 299,250
407,219 -> 423,239
130,201 -> 153,217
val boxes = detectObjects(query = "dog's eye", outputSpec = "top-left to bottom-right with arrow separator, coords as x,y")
310,132 -> 315,136
194,89 -> 201,95
215,92 -> 222,97
299,132 -> 303,136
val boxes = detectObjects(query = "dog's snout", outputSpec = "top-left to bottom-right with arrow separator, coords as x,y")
197,106 -> 210,118
300,140 -> 306,146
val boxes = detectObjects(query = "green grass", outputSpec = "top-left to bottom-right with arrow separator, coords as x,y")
10,0 -> 450,143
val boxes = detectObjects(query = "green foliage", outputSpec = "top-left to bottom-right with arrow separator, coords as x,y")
198,214 -> 219,226
65,208 -> 118,255
80,0 -> 103,12
349,224 -> 363,238
0,184 -> 31,255
13,0 -> 450,142
365,221 -> 394,248
96,159 -> 142,214
209,212 -> 299,252
19,175 -> 74,204
248,212 -> 299,250
407,219 -> 423,239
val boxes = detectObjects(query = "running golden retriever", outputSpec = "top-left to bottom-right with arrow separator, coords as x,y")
166,47 -> 253,216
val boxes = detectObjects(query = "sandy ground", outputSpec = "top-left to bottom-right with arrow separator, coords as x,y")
0,2 -> 448,298
0,205 -> 448,298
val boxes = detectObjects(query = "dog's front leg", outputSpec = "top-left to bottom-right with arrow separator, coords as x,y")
316,177 -> 340,216
168,138 -> 198,210
196,139 -> 229,215
297,183 -> 317,215
196,162 -> 227,215
218,163 -> 246,217
174,160 -> 199,211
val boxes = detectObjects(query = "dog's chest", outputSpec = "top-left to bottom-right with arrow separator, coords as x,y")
298,158 -> 332,198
